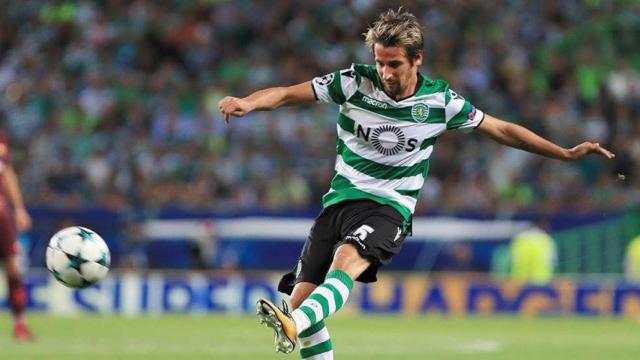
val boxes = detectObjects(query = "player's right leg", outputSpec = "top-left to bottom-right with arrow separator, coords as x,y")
3,255 -> 33,341
0,210 -> 33,341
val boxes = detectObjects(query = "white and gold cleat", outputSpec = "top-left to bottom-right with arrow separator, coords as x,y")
256,299 -> 297,354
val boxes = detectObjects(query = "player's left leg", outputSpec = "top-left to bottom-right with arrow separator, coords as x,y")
258,281 -> 336,358
259,244 -> 366,346
0,209 -> 33,341
292,283 -> 334,359
288,244 -> 365,334
288,203 -> 408,336
258,201 -> 405,355
298,321 -> 333,360
258,205 -> 342,354
4,254 -> 33,340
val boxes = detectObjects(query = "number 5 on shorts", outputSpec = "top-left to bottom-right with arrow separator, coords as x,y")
353,225 -> 374,240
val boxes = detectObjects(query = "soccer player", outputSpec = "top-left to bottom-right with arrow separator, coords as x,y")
218,8 -> 614,358
0,126 -> 34,340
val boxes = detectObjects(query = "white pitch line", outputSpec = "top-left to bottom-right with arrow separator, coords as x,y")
455,339 -> 502,353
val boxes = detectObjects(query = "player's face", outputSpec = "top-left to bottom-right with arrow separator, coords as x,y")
374,44 -> 422,99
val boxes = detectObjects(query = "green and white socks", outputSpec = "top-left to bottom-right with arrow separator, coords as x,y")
292,270 -> 353,359
291,269 -> 354,334
299,321 -> 333,359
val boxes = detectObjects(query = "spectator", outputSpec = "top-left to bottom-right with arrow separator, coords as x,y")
0,1 -> 636,215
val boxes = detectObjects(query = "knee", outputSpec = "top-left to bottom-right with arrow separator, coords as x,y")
4,256 -> 20,278
330,244 -> 370,279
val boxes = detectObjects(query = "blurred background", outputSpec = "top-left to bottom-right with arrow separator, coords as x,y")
1,0 -> 640,317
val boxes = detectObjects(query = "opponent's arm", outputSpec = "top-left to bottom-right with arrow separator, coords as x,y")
218,81 -> 316,124
1,166 -> 31,231
477,114 -> 615,161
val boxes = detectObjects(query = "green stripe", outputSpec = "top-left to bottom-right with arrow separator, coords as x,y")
300,339 -> 333,358
347,91 -> 445,124
327,71 -> 346,104
299,321 -> 325,338
309,293 -> 330,318
332,171 -> 420,200
329,172 -> 353,190
420,137 -> 437,150
337,139 -> 427,179
415,77 -> 448,97
322,186 -> 412,221
300,306 -> 317,325
322,283 -> 344,309
326,269 -> 354,291
447,101 -> 473,129
337,113 -> 354,133
396,189 -> 420,198
444,84 -> 452,105
353,63 -> 382,88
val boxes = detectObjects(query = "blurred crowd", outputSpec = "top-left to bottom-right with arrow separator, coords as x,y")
1,0 -> 639,216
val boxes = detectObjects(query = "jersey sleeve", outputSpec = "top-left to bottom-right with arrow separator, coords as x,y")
0,133 -> 10,173
444,88 -> 485,133
311,64 -> 361,105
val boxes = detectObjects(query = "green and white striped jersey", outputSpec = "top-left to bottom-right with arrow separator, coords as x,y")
311,63 -> 485,222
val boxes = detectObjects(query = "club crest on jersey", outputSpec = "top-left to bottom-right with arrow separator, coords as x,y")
411,103 -> 429,123
315,73 -> 334,86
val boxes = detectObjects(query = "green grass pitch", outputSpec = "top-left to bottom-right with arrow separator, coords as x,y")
1,313 -> 638,359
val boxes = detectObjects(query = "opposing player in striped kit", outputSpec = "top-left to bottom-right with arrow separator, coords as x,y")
218,8 -> 614,358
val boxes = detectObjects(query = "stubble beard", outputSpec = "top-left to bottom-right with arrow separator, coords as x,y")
384,81 -> 403,99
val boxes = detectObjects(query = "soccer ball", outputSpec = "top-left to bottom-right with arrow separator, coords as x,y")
46,226 -> 111,288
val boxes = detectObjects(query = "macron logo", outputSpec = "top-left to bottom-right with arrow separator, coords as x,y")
362,96 -> 388,109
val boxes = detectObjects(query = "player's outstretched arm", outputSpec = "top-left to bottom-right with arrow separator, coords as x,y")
218,81 -> 316,124
477,114 -> 615,161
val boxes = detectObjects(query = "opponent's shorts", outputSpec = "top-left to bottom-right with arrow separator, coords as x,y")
0,209 -> 17,259
278,200 -> 409,295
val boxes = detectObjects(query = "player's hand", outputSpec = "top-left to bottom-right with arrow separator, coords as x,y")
566,142 -> 615,160
15,207 -> 31,232
218,96 -> 254,124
